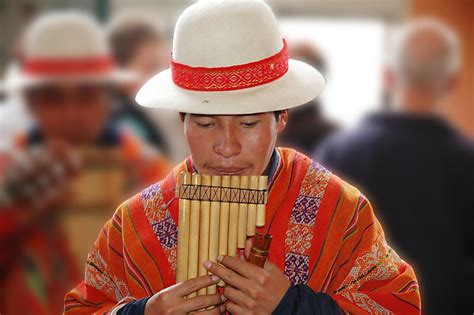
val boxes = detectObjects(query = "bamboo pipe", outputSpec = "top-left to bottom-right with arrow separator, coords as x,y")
217,176 -> 230,287
256,176 -> 268,227
228,176 -> 240,257
197,175 -> 211,296
218,175 -> 230,257
187,173 -> 201,297
176,172 -> 191,283
237,176 -> 249,248
207,175 -> 221,294
246,176 -> 259,237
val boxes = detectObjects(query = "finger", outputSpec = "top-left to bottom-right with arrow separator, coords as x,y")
174,274 -> 220,297
190,304 -> 223,315
216,255 -> 261,279
46,144 -> 80,178
244,237 -> 253,260
180,293 -> 222,313
224,301 -> 245,315
263,260 -> 279,272
46,140 -> 80,175
223,285 -> 250,307
204,260 -> 249,289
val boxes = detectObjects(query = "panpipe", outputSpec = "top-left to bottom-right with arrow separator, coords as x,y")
176,172 -> 268,295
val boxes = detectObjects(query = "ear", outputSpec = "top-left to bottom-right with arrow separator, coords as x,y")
276,110 -> 288,133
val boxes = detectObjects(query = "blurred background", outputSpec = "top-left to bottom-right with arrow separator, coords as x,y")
0,0 -> 473,137
0,0 -> 472,314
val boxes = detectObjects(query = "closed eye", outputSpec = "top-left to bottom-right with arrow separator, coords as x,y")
196,122 -> 215,128
241,121 -> 259,128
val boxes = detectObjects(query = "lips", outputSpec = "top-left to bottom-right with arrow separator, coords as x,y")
208,167 -> 249,175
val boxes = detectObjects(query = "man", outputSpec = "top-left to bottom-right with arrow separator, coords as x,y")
0,12 -> 168,314
65,1 -> 420,314
315,20 -> 473,314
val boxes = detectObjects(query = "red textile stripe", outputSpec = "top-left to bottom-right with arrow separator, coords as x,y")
171,39 -> 289,91
23,56 -> 114,75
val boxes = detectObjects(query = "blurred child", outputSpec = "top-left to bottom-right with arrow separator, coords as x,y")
0,12 -> 169,314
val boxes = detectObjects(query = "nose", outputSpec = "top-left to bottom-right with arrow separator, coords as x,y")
214,127 -> 241,158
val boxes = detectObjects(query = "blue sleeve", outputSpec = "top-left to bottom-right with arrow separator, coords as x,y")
272,284 -> 344,315
117,297 -> 151,315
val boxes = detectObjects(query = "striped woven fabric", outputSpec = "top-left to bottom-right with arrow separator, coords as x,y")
65,148 -> 420,314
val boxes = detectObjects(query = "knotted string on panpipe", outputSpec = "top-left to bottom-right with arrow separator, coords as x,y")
176,172 -> 268,295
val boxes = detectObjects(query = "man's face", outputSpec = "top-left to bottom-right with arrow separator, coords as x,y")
184,112 -> 288,176
25,82 -> 110,145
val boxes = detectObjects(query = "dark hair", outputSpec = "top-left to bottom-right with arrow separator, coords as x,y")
108,18 -> 163,66
274,110 -> 284,121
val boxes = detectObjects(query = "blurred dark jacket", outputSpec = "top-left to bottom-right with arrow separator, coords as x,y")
279,100 -> 338,156
315,111 -> 474,315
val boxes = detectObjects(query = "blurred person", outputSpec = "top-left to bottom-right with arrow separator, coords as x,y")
107,13 -> 171,154
278,40 -> 338,155
66,2 -> 420,314
0,12 -> 169,315
315,19 -> 474,314
108,13 -> 190,164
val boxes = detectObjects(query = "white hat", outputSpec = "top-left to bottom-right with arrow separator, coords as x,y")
136,0 -> 325,115
5,11 -> 135,91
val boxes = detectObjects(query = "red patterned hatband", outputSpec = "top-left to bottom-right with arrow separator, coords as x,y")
23,56 -> 114,75
171,39 -> 289,91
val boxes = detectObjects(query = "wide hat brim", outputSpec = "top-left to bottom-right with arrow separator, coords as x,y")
4,68 -> 137,93
135,59 -> 326,115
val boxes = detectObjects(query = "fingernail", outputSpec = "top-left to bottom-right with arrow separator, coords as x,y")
217,255 -> 223,262
211,275 -> 220,282
204,260 -> 212,269
219,305 -> 226,313
221,295 -> 227,302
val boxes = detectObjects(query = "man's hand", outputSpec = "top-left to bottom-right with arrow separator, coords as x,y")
1,142 -> 79,217
145,275 -> 225,315
204,255 -> 291,315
